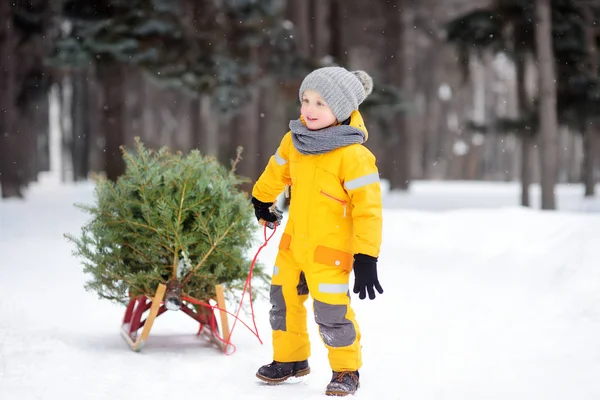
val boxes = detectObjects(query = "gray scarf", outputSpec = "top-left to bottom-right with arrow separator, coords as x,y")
289,119 -> 366,155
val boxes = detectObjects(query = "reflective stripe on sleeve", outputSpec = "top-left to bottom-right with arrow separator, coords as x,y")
275,147 -> 287,166
344,172 -> 379,190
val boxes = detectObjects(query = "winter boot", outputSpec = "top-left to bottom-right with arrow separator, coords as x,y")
325,370 -> 360,396
255,360 -> 310,383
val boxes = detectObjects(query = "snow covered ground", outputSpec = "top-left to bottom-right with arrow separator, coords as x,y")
1,175 -> 600,399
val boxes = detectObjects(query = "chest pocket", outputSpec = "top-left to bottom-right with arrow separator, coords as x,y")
315,163 -> 349,218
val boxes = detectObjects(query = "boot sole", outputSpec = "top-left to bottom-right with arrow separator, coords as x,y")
256,367 -> 311,384
325,389 -> 356,397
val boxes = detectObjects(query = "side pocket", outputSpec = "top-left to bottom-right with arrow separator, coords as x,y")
313,245 -> 353,272
279,233 -> 292,250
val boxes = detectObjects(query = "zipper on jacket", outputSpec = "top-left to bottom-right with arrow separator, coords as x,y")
320,190 -> 347,217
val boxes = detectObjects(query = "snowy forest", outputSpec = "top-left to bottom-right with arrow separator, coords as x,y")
1,0 -> 599,210
3,1 -> 600,399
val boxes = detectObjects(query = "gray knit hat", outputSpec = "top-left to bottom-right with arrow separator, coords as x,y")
299,66 -> 374,122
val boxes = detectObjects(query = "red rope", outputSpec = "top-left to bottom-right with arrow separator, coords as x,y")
182,223 -> 277,355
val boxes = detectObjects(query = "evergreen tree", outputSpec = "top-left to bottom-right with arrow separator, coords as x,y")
50,0 -> 299,112
0,1 -> 51,198
445,0 -> 600,205
65,138 -> 268,306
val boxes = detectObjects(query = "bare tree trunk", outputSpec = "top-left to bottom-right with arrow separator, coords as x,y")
534,0 -> 558,210
0,3 -> 21,198
582,122 -> 596,196
199,96 -> 219,157
422,44 -> 445,179
329,0 -> 346,65
286,0 -> 311,57
231,87 -> 261,193
515,53 -> 532,206
581,4 -> 598,197
96,62 -> 126,182
36,90 -> 50,173
123,67 -> 144,148
58,75 -> 73,182
85,69 -> 105,173
0,3 -> 49,196
71,68 -> 91,181
382,0 -> 414,191
521,135 -> 534,206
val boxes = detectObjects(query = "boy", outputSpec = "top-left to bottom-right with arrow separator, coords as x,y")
251,66 -> 384,397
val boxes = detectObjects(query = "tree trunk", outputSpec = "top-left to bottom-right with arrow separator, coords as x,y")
0,1 -> 51,196
35,90 -> 50,173
521,135 -> 534,207
96,62 -> 126,182
329,0 -> 346,65
582,122 -> 596,196
200,96 -> 219,157
534,0 -> 558,210
422,46 -> 444,179
582,4 -> 598,197
515,53 -> 532,206
71,68 -> 91,181
230,87 -> 260,194
0,2 -> 21,198
286,0 -> 311,57
58,75 -> 73,181
382,0 -> 414,191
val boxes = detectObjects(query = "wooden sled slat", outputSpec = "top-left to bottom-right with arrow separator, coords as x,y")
120,283 -> 166,352
215,284 -> 230,342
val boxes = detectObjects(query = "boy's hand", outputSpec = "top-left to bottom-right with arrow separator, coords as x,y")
352,254 -> 383,300
251,197 -> 283,229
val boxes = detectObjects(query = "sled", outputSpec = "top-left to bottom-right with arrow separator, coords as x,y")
120,283 -> 231,353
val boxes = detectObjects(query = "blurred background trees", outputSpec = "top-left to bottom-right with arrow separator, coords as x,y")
1,0 -> 599,210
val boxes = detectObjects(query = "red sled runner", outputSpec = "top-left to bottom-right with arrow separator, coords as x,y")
120,283 -> 232,353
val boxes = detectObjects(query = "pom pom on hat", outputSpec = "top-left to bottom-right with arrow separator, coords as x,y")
352,70 -> 373,97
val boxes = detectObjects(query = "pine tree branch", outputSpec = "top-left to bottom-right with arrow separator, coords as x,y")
122,144 -> 155,228
104,216 -> 173,255
172,171 -> 193,278
104,180 -> 165,237
123,242 -> 156,264
194,209 -> 214,246
183,196 -> 211,212
180,216 -> 242,287
213,247 -> 243,264
230,146 -> 243,175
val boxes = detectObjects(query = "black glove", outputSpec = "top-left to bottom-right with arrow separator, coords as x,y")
352,253 -> 383,300
251,197 -> 283,229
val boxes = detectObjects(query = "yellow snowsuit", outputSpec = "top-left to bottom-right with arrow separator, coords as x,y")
252,110 -> 382,372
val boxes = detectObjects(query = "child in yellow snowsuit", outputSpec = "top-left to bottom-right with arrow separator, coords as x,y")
252,66 -> 383,397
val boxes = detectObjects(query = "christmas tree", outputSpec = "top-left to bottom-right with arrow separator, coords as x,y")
65,138 -> 267,308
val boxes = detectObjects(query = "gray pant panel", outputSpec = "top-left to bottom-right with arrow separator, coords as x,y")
313,299 -> 356,347
269,285 -> 286,331
297,271 -> 309,296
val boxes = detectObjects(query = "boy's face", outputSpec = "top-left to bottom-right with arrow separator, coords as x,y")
301,90 -> 337,131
